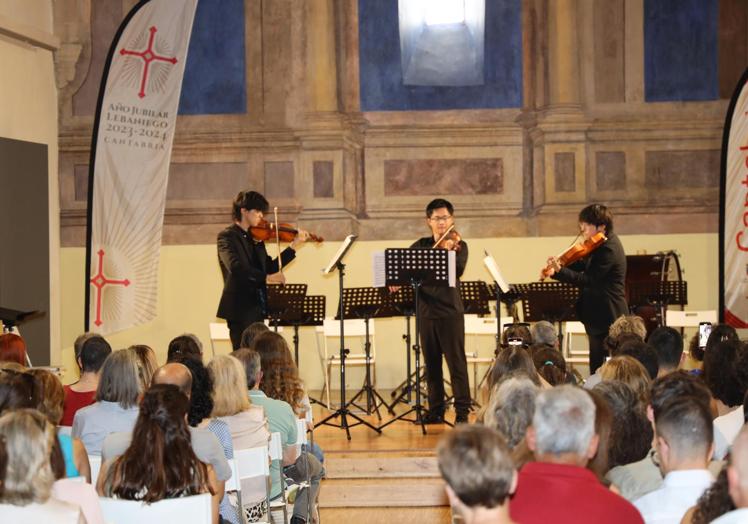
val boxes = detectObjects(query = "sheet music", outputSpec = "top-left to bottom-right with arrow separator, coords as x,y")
323,234 -> 356,274
372,251 -> 386,287
483,250 -> 509,292
448,250 -> 456,287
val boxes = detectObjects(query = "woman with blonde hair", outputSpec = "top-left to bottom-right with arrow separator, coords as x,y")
72,348 -> 143,454
208,354 -> 269,450
0,409 -> 84,522
600,355 -> 651,405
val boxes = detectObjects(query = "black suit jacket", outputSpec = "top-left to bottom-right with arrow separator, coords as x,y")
216,224 -> 296,322
553,232 -> 628,336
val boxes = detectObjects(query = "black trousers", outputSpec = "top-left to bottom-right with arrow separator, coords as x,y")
588,332 -> 607,374
420,313 -> 471,415
227,318 -> 260,350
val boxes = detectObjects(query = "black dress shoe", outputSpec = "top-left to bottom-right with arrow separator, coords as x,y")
420,411 -> 445,424
455,412 -> 469,424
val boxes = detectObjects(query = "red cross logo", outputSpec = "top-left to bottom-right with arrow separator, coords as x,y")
90,249 -> 131,327
119,26 -> 178,98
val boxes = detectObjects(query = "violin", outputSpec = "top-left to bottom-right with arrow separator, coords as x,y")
249,219 -> 324,243
540,231 -> 606,280
432,224 -> 463,252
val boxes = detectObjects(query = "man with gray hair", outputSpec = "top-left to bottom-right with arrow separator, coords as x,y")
510,385 -> 643,523
713,425 -> 748,523
530,320 -> 558,349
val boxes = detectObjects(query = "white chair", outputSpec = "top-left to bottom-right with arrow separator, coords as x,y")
88,454 -> 102,486
665,310 -> 718,327
99,493 -> 212,524
225,458 -> 241,493
317,318 -> 376,409
562,321 -> 589,365
209,321 -> 285,356
268,433 -> 288,523
235,446 -> 271,523
464,315 -> 514,397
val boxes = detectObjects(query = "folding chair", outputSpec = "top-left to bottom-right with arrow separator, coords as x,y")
88,454 -> 102,486
99,493 -> 212,524
562,321 -> 589,365
268,432 -> 289,524
235,446 -> 272,523
317,318 -> 376,409
464,315 -> 514,398
665,310 -> 717,328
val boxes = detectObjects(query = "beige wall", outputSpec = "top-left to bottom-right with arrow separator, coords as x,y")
0,0 -> 60,363
58,232 -> 718,389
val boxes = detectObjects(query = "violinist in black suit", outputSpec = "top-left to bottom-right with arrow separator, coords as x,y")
543,204 -> 628,373
216,191 -> 309,349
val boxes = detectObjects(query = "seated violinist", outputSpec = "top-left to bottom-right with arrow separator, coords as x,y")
541,204 -> 628,374
216,191 -> 310,350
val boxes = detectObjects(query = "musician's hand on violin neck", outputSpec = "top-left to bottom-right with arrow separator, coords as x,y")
547,256 -> 561,273
291,228 -> 310,247
266,271 -> 286,285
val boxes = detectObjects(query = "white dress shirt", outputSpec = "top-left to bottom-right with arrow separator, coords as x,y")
633,469 -> 714,524
714,406 -> 744,459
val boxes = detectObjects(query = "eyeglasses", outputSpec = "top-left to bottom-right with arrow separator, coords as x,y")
429,215 -> 452,223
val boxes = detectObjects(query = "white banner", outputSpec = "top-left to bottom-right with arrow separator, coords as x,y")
86,0 -> 198,334
722,71 -> 748,328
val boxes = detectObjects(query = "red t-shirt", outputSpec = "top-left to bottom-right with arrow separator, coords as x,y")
510,462 -> 644,524
60,385 -> 96,427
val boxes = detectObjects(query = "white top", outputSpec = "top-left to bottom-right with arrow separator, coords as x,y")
633,469 -> 714,524
712,508 -> 748,523
0,498 -> 84,523
714,406 -> 744,459
218,404 -> 269,450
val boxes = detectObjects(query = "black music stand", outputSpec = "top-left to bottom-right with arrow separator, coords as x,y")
0,307 -> 41,333
337,287 -> 393,419
266,284 -> 308,333
460,281 -> 491,315
385,286 -> 427,411
315,235 -> 381,440
627,281 -> 688,327
518,281 -> 580,350
378,248 -> 456,435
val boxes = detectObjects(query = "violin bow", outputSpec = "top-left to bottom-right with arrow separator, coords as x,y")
432,224 -> 456,249
273,206 -> 283,277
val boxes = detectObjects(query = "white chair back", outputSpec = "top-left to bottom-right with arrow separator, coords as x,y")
268,432 -> 283,461
295,419 -> 308,446
665,310 -> 718,327
319,317 -> 376,407
208,322 -> 230,357
88,454 -> 102,485
99,493 -> 212,524
235,446 -> 270,507
225,458 -> 241,493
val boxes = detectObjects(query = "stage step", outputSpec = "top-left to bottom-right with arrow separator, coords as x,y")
323,454 -> 440,479
319,507 -> 452,523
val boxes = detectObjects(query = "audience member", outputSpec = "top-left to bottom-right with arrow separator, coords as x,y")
585,314 -> 646,389
705,339 -> 748,459
0,409 -> 84,522
0,368 -> 37,412
501,323 -> 532,348
530,320 -> 558,349
594,381 -> 652,472
600,355 -> 652,405
27,369 -> 90,481
240,321 -> 270,349
104,361 -> 236,523
633,397 -> 715,523
72,348 -> 142,455
712,425 -> 748,522
647,326 -> 683,377
208,355 -> 269,450
483,376 -> 538,469
167,333 -> 203,363
606,371 -> 716,501
585,389 -> 613,482
0,333 -> 27,366
234,348 -> 323,524
98,384 -> 220,524
509,385 -> 643,523
618,339 -> 660,380
61,335 -> 111,426
691,324 -> 738,364
128,344 -> 158,389
531,347 -> 568,386
488,346 -> 542,390
438,425 -> 517,524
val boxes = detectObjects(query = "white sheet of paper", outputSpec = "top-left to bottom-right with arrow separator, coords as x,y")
448,250 -> 456,287
483,251 -> 509,292
372,251 -> 386,287
323,234 -> 356,274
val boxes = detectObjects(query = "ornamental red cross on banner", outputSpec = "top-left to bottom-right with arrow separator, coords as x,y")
119,26 -> 178,98
89,249 -> 131,327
